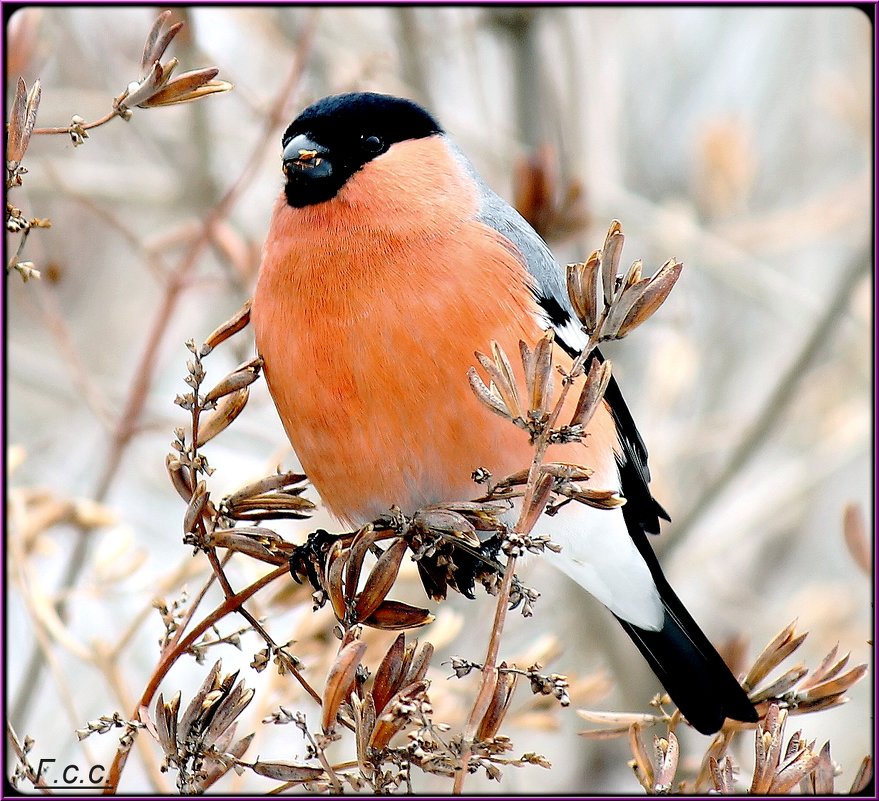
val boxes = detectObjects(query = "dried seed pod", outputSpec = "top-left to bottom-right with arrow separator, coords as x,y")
566,253 -> 601,331
141,11 -> 181,71
615,259 -> 683,339
601,221 -> 624,307
467,367 -> 513,420
345,524 -> 378,603
602,277 -> 650,339
476,665 -> 517,741
565,487 -> 625,510
372,634 -> 406,715
491,340 -> 522,414
202,300 -> 252,354
196,387 -> 249,446
653,731 -> 679,793
622,259 -> 643,292
744,621 -> 807,690
363,600 -> 434,631
183,480 -> 209,535
798,645 -> 847,690
413,509 -> 480,547
226,470 -> 307,506
475,345 -> 523,421
751,704 -> 787,793
848,755 -> 873,794
354,539 -> 409,621
178,661 -> 223,745
797,663 -> 867,703
520,472 -> 554,534
629,722 -> 654,791
7,77 -> 41,166
122,60 -> 168,108
576,710 -> 664,729
324,542 -> 348,622
404,641 -> 434,686
749,664 -> 808,702
368,680 -> 429,749
251,761 -> 326,782
204,365 -> 261,405
352,693 -> 377,774
770,744 -> 822,794
210,528 -> 282,562
154,691 -> 181,759
226,493 -> 315,515
809,741 -> 835,795
142,68 -> 231,108
200,731 -> 254,790
202,679 -> 255,750
166,454 -> 193,501
709,755 -> 736,794
570,357 -> 612,429
321,640 -> 367,732
541,462 -> 593,481
522,330 -> 555,415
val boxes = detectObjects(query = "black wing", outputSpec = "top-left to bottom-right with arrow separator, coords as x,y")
536,293 -> 669,536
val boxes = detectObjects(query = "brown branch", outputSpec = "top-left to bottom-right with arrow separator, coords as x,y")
31,109 -> 120,135
455,322 -> 605,793
102,563 -> 291,794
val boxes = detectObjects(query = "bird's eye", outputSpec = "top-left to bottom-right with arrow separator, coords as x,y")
362,134 -> 384,154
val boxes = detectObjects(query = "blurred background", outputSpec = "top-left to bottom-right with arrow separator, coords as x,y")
6,5 -> 872,793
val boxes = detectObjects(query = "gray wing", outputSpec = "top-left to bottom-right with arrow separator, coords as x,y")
447,141 -> 587,354
449,140 -> 669,534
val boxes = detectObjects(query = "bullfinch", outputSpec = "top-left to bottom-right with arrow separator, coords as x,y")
251,92 -> 757,735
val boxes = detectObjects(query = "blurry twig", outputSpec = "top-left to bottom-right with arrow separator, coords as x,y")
666,247 -> 870,549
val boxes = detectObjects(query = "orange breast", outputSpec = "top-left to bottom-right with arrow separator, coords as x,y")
252,138 -> 619,525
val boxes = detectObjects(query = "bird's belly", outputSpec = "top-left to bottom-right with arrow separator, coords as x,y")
252,227 -> 620,527
258,305 -> 541,525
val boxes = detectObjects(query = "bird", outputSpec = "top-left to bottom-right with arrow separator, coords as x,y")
251,91 -> 757,735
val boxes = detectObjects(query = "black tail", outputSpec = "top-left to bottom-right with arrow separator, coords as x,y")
615,575 -> 758,734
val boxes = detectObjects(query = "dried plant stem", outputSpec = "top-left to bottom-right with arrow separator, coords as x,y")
667,247 -> 868,549
204,548 -> 322,706
522,328 -> 602,511
103,564 -> 290,794
32,109 -> 120,136
98,655 -> 172,794
105,555 -> 210,662
7,723 -> 52,794
452,554 -> 518,794
11,18 -> 317,732
6,225 -> 32,271
300,725 -> 344,794
455,324 -> 605,793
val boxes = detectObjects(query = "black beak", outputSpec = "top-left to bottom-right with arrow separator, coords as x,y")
282,134 -> 333,180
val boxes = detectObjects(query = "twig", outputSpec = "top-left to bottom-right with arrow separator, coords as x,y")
300,724 -> 344,794
455,320 -> 606,793
102,563 -> 291,794
32,109 -> 120,136
204,548 -> 321,705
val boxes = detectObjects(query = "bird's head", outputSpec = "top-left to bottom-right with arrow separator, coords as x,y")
281,92 -> 443,208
